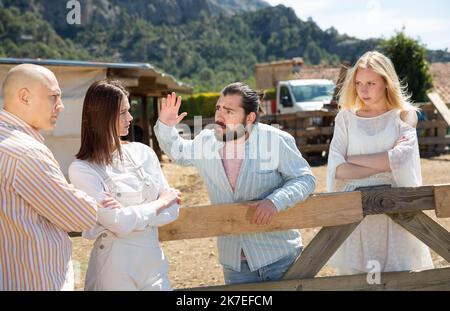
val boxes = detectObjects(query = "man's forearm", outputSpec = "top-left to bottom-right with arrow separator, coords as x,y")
154,119 -> 195,166
267,173 -> 316,212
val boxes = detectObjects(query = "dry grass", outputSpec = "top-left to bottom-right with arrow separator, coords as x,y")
72,154 -> 450,290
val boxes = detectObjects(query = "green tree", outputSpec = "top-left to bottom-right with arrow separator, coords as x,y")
380,32 -> 433,102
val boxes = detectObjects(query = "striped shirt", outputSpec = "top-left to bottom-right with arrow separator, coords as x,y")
155,120 -> 316,272
0,109 -> 97,290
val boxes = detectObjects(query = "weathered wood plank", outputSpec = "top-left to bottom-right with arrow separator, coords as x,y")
186,267 -> 450,291
300,144 -> 330,153
417,102 -> 450,111
428,92 -> 450,126
282,222 -> 361,280
389,211 -> 450,263
69,185 -> 450,239
286,128 -> 334,138
295,111 -> 337,118
262,111 -> 338,122
296,127 -> 334,138
359,185 -> 435,215
436,114 -> 448,153
266,114 -> 297,122
417,120 -> 448,130
435,184 -> 450,218
159,192 -> 363,241
418,136 -> 450,145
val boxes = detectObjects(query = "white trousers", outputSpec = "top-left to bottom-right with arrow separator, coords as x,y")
85,228 -> 171,291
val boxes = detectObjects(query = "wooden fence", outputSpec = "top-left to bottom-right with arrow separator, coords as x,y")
161,183 -> 450,291
417,93 -> 450,156
70,183 -> 450,290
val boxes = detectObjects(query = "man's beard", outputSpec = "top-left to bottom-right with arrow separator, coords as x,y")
214,121 -> 248,142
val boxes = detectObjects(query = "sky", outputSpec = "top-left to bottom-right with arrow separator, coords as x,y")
264,0 -> 450,51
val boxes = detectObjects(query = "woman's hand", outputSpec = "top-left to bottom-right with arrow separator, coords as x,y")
157,188 -> 181,214
393,135 -> 408,148
101,192 -> 122,209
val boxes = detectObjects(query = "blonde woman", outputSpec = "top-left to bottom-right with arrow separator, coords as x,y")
327,51 -> 433,275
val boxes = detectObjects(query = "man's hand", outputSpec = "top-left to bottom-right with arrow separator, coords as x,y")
247,200 -> 278,225
159,92 -> 188,126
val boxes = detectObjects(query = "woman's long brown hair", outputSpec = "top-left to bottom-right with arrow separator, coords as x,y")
76,80 -> 129,165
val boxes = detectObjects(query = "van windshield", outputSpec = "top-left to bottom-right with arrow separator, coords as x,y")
291,84 -> 335,102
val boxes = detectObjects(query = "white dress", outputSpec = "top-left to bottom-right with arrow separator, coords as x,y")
326,109 -> 434,274
68,142 -> 179,290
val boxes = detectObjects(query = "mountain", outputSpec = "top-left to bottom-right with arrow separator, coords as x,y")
1,1 -> 448,92
207,0 -> 270,16
0,0 -> 269,33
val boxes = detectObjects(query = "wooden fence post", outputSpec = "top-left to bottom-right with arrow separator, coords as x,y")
282,221 -> 361,280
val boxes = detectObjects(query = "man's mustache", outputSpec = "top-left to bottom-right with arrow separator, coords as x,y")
215,121 -> 226,128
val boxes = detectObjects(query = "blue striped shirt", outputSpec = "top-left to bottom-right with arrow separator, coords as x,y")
154,120 -> 316,271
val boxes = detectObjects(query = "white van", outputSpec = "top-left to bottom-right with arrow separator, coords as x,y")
276,79 -> 335,114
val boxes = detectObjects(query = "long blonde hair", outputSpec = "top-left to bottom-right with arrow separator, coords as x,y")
339,51 -> 414,111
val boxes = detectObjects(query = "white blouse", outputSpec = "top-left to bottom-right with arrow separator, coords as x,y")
68,142 -> 179,239
326,108 -> 433,273
327,109 -> 423,192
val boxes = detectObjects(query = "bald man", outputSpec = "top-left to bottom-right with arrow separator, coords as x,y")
1,64 -> 65,131
0,64 -> 98,290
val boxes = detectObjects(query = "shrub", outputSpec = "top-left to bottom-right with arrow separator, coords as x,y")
180,92 -> 220,119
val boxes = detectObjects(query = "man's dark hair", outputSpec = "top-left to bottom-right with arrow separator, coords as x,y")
221,82 -> 264,122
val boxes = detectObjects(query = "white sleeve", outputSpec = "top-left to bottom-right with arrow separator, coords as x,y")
148,203 -> 180,227
326,111 -> 348,192
387,112 -> 422,187
68,162 -> 163,235
154,119 -> 196,166
143,147 -> 180,227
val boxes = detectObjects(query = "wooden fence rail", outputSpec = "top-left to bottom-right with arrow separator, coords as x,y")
160,184 -> 448,241
192,267 -> 450,291
174,183 -> 449,291
176,184 -> 449,291
69,184 -> 449,240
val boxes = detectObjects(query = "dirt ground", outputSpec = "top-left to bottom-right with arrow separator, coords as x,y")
72,154 -> 450,290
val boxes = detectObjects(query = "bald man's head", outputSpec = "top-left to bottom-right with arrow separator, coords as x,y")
2,64 -> 64,131
2,64 -> 56,103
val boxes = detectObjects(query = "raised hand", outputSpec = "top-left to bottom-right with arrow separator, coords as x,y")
159,92 -> 188,126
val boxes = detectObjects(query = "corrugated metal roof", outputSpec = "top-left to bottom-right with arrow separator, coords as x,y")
0,57 -> 153,69
0,57 -> 192,93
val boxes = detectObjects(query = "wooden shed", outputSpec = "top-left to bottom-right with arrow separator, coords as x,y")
254,57 -> 304,90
